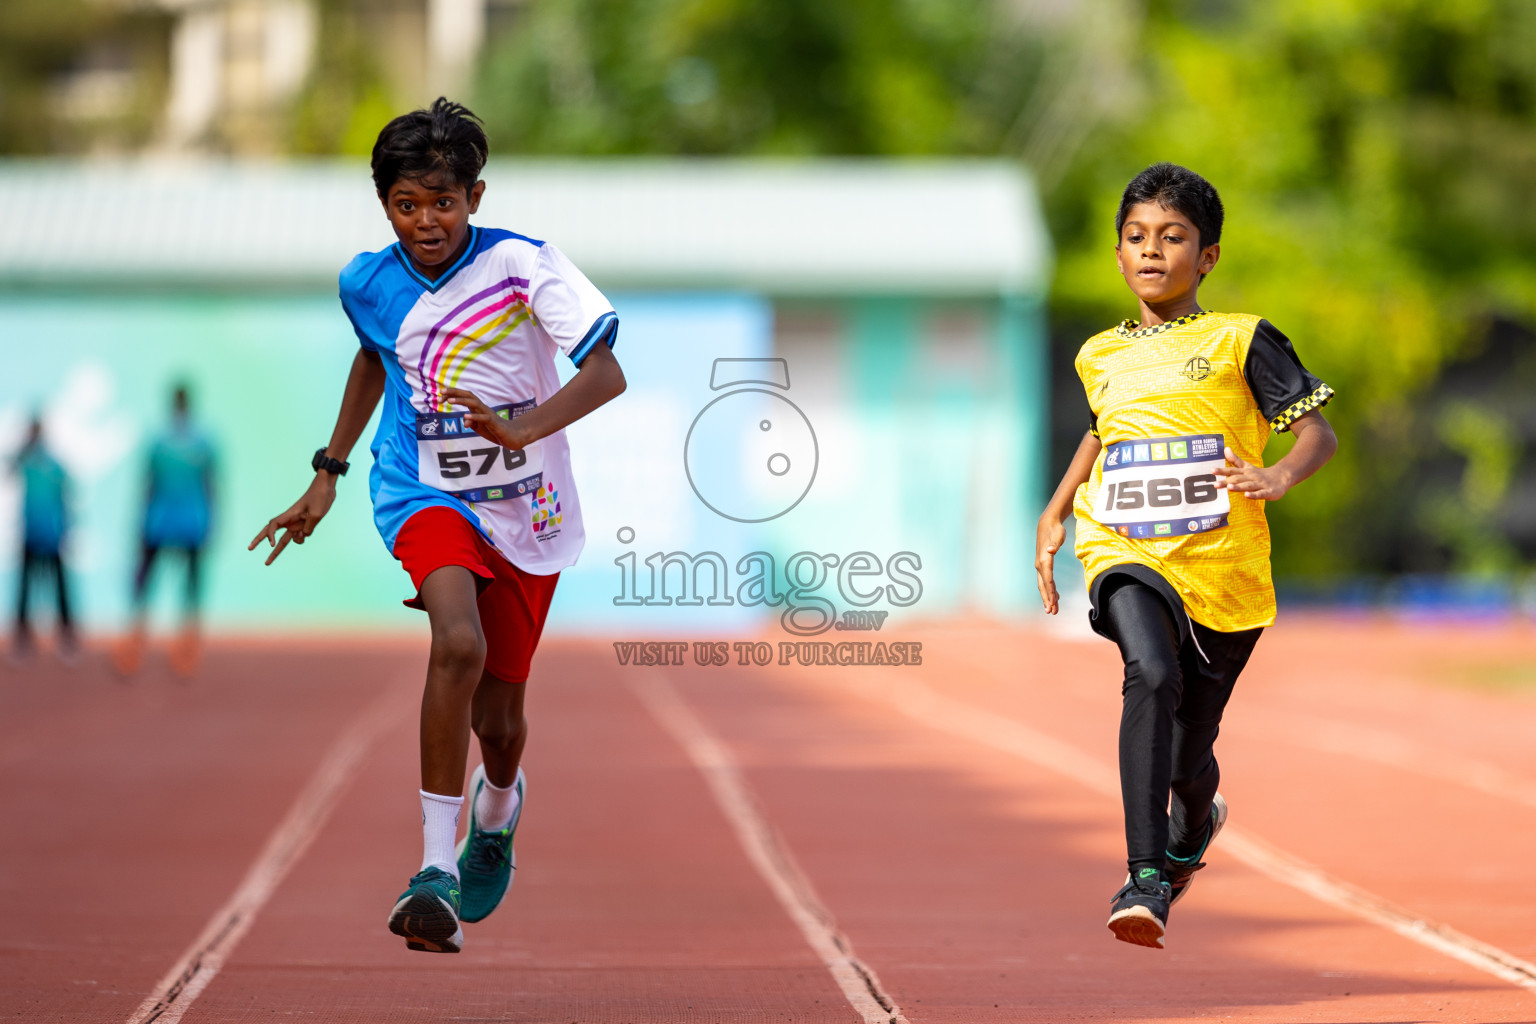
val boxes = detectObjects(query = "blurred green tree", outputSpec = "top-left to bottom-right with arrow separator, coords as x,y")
0,0 -> 114,152
289,0 -> 399,156
471,0 -> 1041,156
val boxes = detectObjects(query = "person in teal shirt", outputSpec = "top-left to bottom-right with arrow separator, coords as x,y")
117,385 -> 217,675
11,416 -> 76,657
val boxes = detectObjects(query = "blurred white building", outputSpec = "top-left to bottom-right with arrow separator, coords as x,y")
156,0 -> 318,149
64,0 -> 516,153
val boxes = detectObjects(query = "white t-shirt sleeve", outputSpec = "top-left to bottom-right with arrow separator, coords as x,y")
528,243 -> 619,366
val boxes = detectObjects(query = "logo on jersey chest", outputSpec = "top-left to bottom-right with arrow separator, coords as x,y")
1181,356 -> 1212,381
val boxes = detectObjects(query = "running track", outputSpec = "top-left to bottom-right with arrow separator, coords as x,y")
6,619 -> 1536,1022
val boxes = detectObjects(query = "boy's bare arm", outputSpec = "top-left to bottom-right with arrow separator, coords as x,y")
1036,430 -> 1103,615
1215,409 -> 1337,501
443,342 -> 626,450
249,348 -> 386,564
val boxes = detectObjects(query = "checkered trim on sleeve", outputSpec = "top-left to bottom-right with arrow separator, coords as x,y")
1269,383 -> 1334,433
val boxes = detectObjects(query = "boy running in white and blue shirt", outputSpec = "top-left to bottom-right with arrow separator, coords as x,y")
251,99 -> 626,953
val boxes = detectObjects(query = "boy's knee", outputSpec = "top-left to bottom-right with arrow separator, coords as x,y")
474,712 -> 526,751
1124,656 -> 1181,704
1169,751 -> 1215,789
430,620 -> 486,678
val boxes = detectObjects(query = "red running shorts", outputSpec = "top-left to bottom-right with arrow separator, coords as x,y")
392,505 -> 559,684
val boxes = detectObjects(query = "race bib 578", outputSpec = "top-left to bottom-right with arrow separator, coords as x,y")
416,399 -> 543,504
1092,433 -> 1230,538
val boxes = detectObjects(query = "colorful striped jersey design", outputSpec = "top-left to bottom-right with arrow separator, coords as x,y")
340,226 -> 618,575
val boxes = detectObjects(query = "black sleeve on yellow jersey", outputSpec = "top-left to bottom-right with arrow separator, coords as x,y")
1088,411 -> 1099,438
1244,320 -> 1335,432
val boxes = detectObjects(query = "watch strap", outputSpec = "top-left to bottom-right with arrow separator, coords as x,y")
312,448 -> 349,476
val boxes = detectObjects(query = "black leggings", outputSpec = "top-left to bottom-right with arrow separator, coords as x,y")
1100,579 -> 1261,874
14,548 -> 73,642
133,544 -> 204,617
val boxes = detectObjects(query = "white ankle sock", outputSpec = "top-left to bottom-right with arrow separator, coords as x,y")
419,790 -> 464,878
476,771 -> 521,832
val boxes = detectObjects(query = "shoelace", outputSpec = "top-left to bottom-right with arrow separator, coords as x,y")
1117,875 -> 1170,900
467,831 -> 510,872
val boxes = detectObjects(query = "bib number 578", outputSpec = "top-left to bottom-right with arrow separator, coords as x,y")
1104,473 -> 1218,510
437,446 -> 527,480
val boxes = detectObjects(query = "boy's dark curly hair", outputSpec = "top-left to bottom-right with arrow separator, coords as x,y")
371,97 -> 489,195
1115,162 -> 1224,249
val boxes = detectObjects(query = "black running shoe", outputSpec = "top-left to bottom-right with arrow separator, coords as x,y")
1107,868 -> 1171,948
1164,792 -> 1228,906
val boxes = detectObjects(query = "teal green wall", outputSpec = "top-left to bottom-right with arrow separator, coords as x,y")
0,289 -> 1047,632
763,295 -> 1045,613
0,293 -> 408,630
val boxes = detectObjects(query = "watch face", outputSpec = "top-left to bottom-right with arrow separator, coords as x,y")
685,387 -> 818,523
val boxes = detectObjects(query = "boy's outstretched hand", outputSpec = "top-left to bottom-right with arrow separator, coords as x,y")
1214,446 -> 1293,501
1035,516 -> 1066,615
249,475 -> 337,565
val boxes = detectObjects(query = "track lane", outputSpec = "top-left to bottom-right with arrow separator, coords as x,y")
925,620 -> 1536,965
179,645 -> 860,1024
667,620 -> 1536,1022
0,644 -> 420,1024
10,621 -> 1536,1022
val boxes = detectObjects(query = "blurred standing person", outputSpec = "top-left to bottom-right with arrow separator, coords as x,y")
11,416 -> 77,660
115,384 -> 216,677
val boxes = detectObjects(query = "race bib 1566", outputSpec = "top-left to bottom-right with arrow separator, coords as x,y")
416,399 -> 543,503
1092,433 -> 1230,538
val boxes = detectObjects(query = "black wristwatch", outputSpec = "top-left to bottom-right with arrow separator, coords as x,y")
312,448 -> 350,477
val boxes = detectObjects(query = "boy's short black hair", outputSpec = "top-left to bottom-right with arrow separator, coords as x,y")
371,97 -> 489,195
1115,162 -> 1224,248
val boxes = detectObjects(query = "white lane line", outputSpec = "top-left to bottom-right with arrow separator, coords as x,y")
630,669 -> 909,1024
1253,713 -> 1536,812
811,668 -> 1536,993
1223,829 -> 1536,990
126,685 -> 411,1024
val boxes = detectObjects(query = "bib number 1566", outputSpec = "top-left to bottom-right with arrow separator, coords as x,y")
1091,433 -> 1231,537
1102,473 -> 1218,510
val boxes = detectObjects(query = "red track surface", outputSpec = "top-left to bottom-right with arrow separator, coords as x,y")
5,618 -> 1536,1022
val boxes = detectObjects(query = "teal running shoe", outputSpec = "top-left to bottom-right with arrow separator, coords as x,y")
386,865 -> 463,953
456,764 -> 524,923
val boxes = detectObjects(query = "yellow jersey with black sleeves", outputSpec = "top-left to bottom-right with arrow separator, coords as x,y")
1071,310 -> 1333,632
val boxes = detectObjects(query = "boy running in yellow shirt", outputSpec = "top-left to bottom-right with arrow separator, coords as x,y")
1035,163 -> 1337,949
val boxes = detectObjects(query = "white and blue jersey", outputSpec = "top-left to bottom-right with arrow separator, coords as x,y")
339,226 -> 617,574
